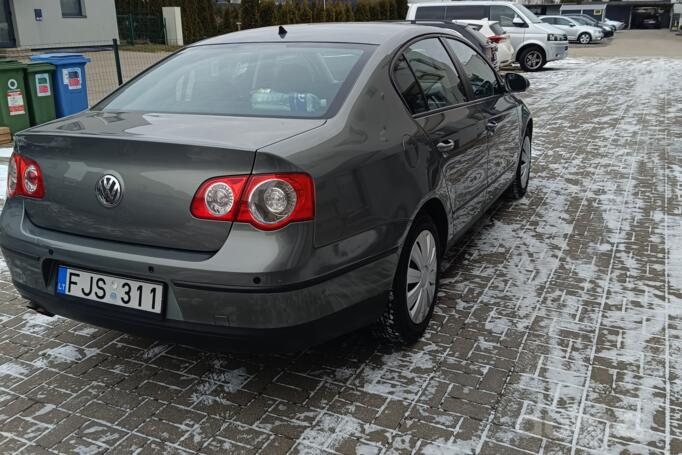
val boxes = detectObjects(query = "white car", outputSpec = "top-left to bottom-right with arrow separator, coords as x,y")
540,16 -> 603,44
455,19 -> 515,67
406,1 -> 569,71
603,18 -> 625,30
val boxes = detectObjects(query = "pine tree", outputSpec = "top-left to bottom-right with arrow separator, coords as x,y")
354,0 -> 371,21
259,0 -> 276,27
396,0 -> 408,19
299,1 -> 313,23
221,5 -> 236,33
241,0 -> 259,29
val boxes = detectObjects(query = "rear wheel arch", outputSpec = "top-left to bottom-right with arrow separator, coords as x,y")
414,198 -> 448,255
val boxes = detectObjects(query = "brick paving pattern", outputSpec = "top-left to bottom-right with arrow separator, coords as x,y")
1,57 -> 681,454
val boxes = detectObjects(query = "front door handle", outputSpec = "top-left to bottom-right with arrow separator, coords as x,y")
486,120 -> 498,132
436,139 -> 455,153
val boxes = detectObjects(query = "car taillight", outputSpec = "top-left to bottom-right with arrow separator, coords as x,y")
7,152 -> 45,199
190,176 -> 248,221
489,35 -> 506,43
191,173 -> 314,230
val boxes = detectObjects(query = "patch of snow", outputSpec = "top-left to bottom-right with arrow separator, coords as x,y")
0,147 -> 12,158
0,362 -> 30,378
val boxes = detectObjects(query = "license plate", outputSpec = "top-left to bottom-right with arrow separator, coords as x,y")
56,266 -> 163,314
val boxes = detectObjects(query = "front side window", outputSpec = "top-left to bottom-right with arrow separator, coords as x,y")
555,17 -> 573,26
490,5 -> 522,27
541,17 -> 556,25
98,43 -> 372,118
61,0 -> 84,17
445,39 -> 502,100
401,38 -> 467,112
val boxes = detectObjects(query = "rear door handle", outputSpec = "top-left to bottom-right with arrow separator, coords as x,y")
436,139 -> 455,153
486,120 -> 498,132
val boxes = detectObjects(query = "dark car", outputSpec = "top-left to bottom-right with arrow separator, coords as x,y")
566,15 -> 615,37
401,20 -> 500,69
1,23 -> 532,352
640,17 -> 660,28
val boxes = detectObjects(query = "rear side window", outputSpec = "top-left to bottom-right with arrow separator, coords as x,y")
489,23 -> 506,35
415,6 -> 446,20
98,43 -> 373,119
394,38 -> 467,114
445,5 -> 488,20
445,39 -> 502,100
392,55 -> 427,114
490,5 -> 521,27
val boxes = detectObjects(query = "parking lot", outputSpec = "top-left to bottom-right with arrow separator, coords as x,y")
1,32 -> 681,454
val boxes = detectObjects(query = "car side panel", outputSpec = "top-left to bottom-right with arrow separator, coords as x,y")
254,52 -> 448,254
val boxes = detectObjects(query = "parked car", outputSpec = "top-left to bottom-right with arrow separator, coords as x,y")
0,24 -> 533,351
565,14 -> 615,37
603,18 -> 625,30
640,16 -> 661,29
455,19 -> 514,67
406,1 -> 569,71
401,20 -> 501,69
540,15 -> 603,44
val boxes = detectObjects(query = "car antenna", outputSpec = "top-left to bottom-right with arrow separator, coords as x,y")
278,25 -> 287,39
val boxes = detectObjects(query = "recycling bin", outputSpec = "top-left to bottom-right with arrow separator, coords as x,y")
0,59 -> 31,134
30,53 -> 90,118
24,62 -> 57,126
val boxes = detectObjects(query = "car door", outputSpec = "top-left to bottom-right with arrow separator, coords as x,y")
489,4 -> 526,55
554,17 -> 578,40
444,38 -> 521,205
392,37 -> 488,235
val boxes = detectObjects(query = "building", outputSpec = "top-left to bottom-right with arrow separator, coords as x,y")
0,0 -> 119,50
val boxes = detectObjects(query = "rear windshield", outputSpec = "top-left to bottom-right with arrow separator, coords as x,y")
97,43 -> 374,118
489,23 -> 505,35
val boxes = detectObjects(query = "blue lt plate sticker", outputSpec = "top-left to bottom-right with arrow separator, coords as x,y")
56,266 -> 68,294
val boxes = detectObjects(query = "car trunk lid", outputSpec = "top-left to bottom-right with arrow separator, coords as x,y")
18,111 -> 324,252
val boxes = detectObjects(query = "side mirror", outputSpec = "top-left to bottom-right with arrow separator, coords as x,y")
505,73 -> 530,93
569,23 -> 576,27
512,16 -> 527,27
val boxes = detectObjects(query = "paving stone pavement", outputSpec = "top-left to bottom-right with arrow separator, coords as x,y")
1,57 -> 681,454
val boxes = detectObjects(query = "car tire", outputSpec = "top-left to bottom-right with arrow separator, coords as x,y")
506,132 -> 531,199
375,215 -> 441,343
518,46 -> 545,72
578,32 -> 592,44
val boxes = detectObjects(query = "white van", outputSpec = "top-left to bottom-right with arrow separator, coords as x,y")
406,1 -> 569,71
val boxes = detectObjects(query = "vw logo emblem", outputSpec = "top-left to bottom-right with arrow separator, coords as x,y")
95,174 -> 123,208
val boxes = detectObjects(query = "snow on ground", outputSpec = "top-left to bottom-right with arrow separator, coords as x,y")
0,57 -> 680,454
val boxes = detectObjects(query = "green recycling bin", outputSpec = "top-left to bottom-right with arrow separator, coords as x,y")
0,59 -> 31,134
24,62 -> 56,126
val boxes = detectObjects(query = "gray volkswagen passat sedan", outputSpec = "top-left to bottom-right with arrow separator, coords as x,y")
0,23 -> 532,351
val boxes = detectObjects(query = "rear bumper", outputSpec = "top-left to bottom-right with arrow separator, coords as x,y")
14,281 -> 389,352
0,200 -> 400,351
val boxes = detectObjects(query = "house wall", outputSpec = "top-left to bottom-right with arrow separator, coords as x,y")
11,0 -> 119,48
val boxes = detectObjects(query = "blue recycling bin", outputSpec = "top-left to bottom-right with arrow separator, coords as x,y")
30,53 -> 90,118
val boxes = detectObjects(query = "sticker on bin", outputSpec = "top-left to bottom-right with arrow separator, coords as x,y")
62,67 -> 82,90
7,90 -> 25,116
35,73 -> 51,97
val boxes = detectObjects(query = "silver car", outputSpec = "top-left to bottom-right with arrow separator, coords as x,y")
0,24 -> 533,351
540,15 -> 603,44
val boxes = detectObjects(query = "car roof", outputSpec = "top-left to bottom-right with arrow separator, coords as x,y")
409,1 -> 515,6
193,22 -> 460,46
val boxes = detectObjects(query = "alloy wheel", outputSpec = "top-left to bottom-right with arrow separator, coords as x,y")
406,230 -> 438,324
524,51 -> 543,71
579,33 -> 591,44
520,135 -> 531,187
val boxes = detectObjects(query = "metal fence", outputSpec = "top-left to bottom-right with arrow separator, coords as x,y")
18,39 -> 177,107
117,14 -> 167,45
